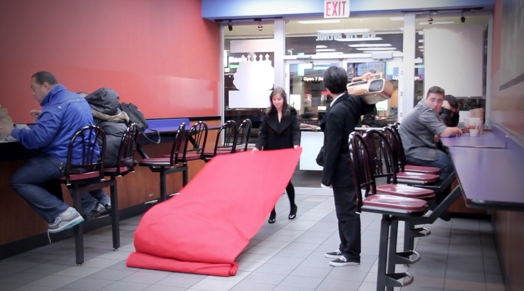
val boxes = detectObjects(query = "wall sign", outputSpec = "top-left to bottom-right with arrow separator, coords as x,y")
324,0 -> 350,18
302,76 -> 324,82
316,31 -> 376,41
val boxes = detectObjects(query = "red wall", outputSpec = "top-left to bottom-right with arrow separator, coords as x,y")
0,0 -> 221,123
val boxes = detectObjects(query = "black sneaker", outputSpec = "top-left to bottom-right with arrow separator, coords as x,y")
325,249 -> 343,259
98,204 -> 111,216
84,203 -> 105,221
329,256 -> 360,267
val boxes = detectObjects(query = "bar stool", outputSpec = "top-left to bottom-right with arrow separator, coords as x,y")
139,123 -> 188,203
102,123 -> 140,250
234,119 -> 252,152
387,123 -> 441,174
349,132 -> 429,291
202,120 -> 237,160
58,125 -> 116,265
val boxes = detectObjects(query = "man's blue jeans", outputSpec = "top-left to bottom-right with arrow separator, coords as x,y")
406,149 -> 455,201
10,154 -> 70,223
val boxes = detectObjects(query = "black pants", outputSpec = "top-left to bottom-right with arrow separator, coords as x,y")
333,186 -> 361,261
271,181 -> 296,216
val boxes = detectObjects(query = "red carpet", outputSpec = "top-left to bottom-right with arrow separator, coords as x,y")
126,148 -> 302,276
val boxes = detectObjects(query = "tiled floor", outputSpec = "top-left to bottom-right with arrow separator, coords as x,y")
0,192 -> 505,291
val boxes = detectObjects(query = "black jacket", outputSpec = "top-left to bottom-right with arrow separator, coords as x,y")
85,89 -> 129,167
320,93 -> 375,187
439,108 -> 459,127
256,107 -> 301,150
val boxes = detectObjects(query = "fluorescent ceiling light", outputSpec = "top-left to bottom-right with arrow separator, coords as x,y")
356,47 -> 396,51
317,29 -> 370,34
315,51 -> 343,54
316,45 -> 327,49
418,46 -> 424,49
348,43 -> 391,47
336,37 -> 383,42
419,21 -> 455,25
390,17 -> 404,21
298,19 -> 340,24
418,39 -> 424,43
316,49 -> 336,52
313,66 -> 330,70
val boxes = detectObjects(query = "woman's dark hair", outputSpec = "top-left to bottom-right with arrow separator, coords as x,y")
265,87 -> 290,116
444,95 -> 459,109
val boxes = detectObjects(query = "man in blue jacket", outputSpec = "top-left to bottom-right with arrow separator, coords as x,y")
0,71 -> 94,233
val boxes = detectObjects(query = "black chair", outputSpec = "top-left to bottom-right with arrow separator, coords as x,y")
387,123 -> 441,174
349,132 -> 429,291
139,123 -> 188,203
184,121 -> 209,162
102,123 -> 140,250
58,125 -> 117,265
202,120 -> 237,161
235,119 -> 252,152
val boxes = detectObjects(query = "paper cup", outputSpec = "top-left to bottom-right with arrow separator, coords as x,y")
470,129 -> 479,137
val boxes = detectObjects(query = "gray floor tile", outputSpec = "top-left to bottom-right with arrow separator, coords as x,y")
86,268 -> 137,281
28,275 -> 80,288
156,273 -> 206,288
289,265 -> 331,278
119,269 -> 171,284
0,282 -> 22,291
0,271 -> 49,285
278,275 -> 323,289
229,281 -> 276,291
243,271 -> 286,285
62,277 -> 114,290
316,278 -> 361,291
99,281 -> 150,291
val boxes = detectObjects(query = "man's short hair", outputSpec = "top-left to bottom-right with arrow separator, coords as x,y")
32,71 -> 58,86
426,86 -> 445,97
444,95 -> 459,109
323,66 -> 348,94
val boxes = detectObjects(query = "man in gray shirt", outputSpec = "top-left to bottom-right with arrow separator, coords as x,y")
399,86 -> 463,191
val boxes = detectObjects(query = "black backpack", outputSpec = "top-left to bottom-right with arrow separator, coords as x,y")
120,102 -> 161,144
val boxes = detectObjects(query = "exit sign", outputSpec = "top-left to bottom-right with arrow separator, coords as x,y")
324,0 -> 350,18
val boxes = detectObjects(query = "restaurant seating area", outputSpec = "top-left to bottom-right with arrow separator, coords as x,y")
0,191 -> 503,291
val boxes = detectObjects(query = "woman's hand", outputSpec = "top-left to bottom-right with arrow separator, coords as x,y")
251,148 -> 259,154
294,145 -> 299,149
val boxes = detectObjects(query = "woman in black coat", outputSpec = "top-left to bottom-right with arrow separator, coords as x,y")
253,87 -> 301,223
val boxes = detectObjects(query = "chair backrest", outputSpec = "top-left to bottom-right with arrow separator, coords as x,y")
387,123 -> 407,172
183,121 -> 208,160
236,119 -> 252,152
64,125 -> 106,185
383,126 -> 404,172
362,129 -> 398,184
168,122 -> 186,166
214,120 -> 237,154
348,132 -> 376,211
114,123 -> 140,176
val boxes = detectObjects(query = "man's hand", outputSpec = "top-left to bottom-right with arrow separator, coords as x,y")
0,125 -> 13,138
30,110 -> 41,122
251,148 -> 259,154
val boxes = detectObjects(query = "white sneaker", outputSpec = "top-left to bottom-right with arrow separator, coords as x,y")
48,207 -> 84,233
324,249 -> 343,259
329,256 -> 360,267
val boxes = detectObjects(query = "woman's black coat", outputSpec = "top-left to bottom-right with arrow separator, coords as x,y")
255,107 -> 301,150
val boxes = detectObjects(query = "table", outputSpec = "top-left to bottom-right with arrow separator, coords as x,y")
441,132 -> 506,148
448,146 -> 524,211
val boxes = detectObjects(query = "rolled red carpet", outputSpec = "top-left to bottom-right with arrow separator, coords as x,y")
127,148 -> 302,276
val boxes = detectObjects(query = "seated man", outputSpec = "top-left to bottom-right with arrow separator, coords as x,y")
0,71 -> 95,233
399,86 -> 462,202
439,94 -> 460,127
